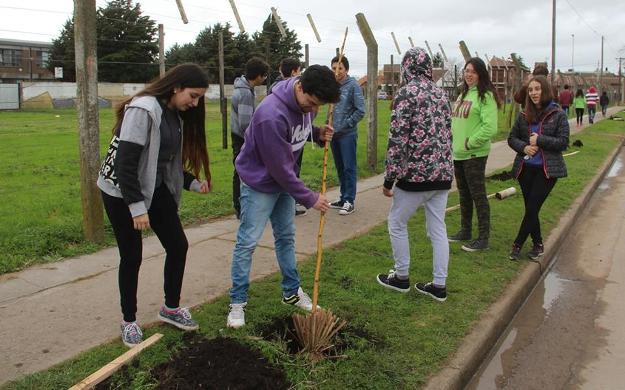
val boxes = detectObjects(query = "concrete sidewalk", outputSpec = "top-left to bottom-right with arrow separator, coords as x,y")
0,107 -> 622,385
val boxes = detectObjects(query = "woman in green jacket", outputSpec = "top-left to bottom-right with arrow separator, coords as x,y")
448,57 -> 500,252
573,88 -> 586,127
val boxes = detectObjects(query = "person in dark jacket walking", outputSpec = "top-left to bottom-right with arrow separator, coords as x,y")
600,91 -> 610,117
97,64 -> 211,347
231,57 -> 269,218
507,76 -> 569,260
375,47 -> 453,302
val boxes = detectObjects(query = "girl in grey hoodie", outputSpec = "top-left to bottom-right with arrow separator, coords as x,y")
97,64 -> 211,347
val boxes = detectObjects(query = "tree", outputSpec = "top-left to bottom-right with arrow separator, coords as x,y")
48,0 -> 159,82
96,1 -> 159,82
48,19 -> 76,81
432,53 -> 444,68
252,15 -> 302,81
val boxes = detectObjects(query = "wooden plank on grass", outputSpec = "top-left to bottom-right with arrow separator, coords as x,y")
69,333 -> 163,390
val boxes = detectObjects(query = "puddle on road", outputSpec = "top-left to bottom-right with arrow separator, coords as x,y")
467,266 -> 573,389
598,155 -> 623,191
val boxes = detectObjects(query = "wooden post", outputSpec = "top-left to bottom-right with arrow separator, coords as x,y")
424,40 -> 434,60
175,0 -> 188,24
510,53 -> 524,128
551,0 -> 556,84
438,43 -> 448,62
355,13 -> 378,171
390,54 -> 395,99
459,40 -> 471,62
74,0 -> 104,243
408,36 -> 415,48
158,24 -> 165,76
219,31 -> 227,149
304,43 -> 309,68
306,13 -> 321,43
270,7 -> 287,38
391,32 -> 401,55
228,0 -> 245,33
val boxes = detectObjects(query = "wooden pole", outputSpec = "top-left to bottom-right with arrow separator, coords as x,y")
438,43 -> 448,62
312,27 -> 349,312
424,40 -> 435,60
228,0 -> 245,33
175,0 -> 188,24
270,7 -> 287,38
306,13 -> 322,43
408,36 -> 415,48
459,40 -> 471,62
355,13 -> 378,171
305,43 -> 310,68
69,334 -> 163,389
390,54 -> 395,99
219,31 -> 227,150
158,24 -> 165,76
74,0 -> 104,243
391,32 -> 401,55
551,0 -> 556,84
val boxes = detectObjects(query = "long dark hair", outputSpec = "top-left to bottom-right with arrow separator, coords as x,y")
525,76 -> 554,123
575,88 -> 584,98
460,57 -> 501,108
113,63 -> 210,181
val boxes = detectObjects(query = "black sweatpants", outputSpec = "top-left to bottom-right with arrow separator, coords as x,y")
102,186 -> 189,322
575,108 -> 584,125
514,166 -> 557,247
454,156 -> 490,240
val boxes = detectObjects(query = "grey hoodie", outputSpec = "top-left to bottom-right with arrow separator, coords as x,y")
230,76 -> 256,138
97,96 -> 185,217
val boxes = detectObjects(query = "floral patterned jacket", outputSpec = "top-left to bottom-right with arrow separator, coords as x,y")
383,47 -> 454,191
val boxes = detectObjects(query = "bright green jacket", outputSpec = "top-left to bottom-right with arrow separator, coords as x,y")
451,87 -> 498,160
573,95 -> 586,109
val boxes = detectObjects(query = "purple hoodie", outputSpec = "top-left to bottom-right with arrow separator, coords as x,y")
235,77 -> 322,208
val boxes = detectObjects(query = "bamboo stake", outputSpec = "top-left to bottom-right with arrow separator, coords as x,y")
311,26 -> 348,312
69,333 -> 163,389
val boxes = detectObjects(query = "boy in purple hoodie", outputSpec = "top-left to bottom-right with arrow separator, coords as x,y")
227,65 -> 341,328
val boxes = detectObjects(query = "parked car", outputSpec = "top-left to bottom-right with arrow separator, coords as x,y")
377,91 -> 388,100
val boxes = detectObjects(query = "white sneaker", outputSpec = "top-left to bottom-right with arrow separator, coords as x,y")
227,302 -> 246,328
282,287 -> 320,312
338,201 -> 355,215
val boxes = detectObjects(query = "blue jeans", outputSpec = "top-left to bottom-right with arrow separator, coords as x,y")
230,183 -> 300,304
331,131 -> 358,204
588,106 -> 596,123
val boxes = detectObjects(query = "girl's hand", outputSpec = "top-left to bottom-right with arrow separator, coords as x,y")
198,180 -> 211,194
529,133 -> 538,146
133,214 -> 150,230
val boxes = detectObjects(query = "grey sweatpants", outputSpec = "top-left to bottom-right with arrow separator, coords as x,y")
387,188 -> 449,286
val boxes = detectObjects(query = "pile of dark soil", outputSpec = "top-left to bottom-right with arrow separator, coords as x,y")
488,170 -> 514,181
151,334 -> 290,390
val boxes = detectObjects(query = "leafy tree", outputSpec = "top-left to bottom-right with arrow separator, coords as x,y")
252,15 -> 302,82
48,0 -> 159,82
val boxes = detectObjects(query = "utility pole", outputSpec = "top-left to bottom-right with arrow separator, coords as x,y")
618,57 -> 624,104
74,0 -> 104,242
158,24 -> 165,76
571,33 -> 575,71
600,35 -> 604,87
304,43 -> 309,68
551,0 -> 556,84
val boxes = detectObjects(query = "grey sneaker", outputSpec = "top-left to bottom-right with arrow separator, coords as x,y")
338,201 -> 355,215
282,287 -> 320,311
448,230 -> 471,242
158,306 -> 199,331
462,239 -> 489,252
227,302 -> 246,329
120,321 -> 143,348
295,203 -> 307,216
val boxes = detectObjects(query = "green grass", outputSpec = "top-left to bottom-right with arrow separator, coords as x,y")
4,112 -> 624,390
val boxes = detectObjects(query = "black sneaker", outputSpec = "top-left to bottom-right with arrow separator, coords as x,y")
528,243 -> 544,260
448,230 -> 471,242
461,239 -> 489,252
376,270 -> 410,293
509,243 -> 522,261
329,199 -> 345,209
415,282 -> 447,302
338,201 -> 355,215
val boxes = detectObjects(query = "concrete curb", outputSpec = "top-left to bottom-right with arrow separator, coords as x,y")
424,136 -> 625,389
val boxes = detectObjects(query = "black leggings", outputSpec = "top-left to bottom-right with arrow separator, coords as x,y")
454,156 -> 490,240
514,166 -> 557,247
102,186 -> 188,322
575,108 -> 584,125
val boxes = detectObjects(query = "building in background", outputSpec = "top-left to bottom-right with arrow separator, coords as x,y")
0,38 -> 54,83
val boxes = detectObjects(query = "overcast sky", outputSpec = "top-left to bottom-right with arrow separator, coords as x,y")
1,0 -> 624,78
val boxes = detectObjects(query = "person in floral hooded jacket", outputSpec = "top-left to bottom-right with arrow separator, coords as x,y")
376,47 -> 454,302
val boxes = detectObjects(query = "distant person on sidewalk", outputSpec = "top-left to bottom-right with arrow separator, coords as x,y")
231,57 -> 269,218
600,91 -> 610,117
585,86 -> 599,124
507,76 -> 569,260
573,88 -> 586,126
375,48 -> 453,302
97,64 -> 211,347
328,55 -> 366,216
449,57 -> 500,252
558,84 -> 573,116
268,58 -> 308,216
226,65 -> 340,329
